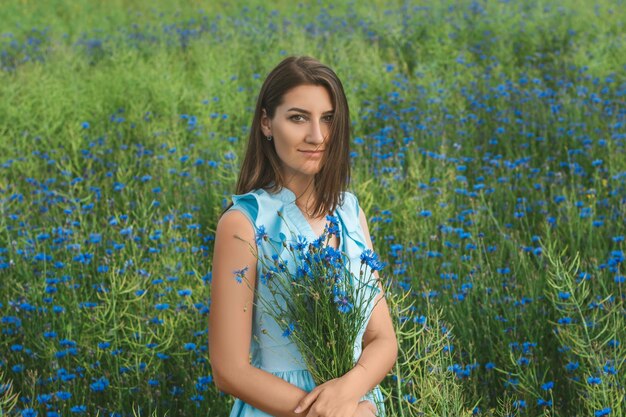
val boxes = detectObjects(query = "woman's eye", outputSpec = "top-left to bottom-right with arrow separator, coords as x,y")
323,115 -> 334,123
290,115 -> 306,122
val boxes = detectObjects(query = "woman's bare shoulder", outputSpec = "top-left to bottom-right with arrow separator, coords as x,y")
217,209 -> 255,238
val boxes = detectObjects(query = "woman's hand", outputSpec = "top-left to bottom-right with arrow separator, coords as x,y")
353,400 -> 377,416
293,377 -> 361,417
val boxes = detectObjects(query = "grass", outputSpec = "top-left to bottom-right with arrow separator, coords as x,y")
0,0 -> 624,416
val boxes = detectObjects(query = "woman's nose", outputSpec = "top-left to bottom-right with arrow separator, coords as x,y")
306,120 -> 326,144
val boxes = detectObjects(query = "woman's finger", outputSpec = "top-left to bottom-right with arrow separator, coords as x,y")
294,388 -> 321,414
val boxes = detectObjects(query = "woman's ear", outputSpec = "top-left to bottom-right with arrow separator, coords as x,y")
260,108 -> 272,137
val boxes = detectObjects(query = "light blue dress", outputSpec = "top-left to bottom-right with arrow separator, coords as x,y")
226,186 -> 386,417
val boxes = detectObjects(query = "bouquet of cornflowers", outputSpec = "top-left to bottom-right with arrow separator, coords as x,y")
237,213 -> 385,392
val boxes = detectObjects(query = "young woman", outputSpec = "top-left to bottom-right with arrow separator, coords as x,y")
209,56 -> 398,417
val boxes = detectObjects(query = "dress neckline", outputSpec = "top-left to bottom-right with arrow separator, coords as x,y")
266,186 -> 342,250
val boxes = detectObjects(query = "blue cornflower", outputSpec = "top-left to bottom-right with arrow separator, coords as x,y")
295,264 -> 310,280
603,362 -> 616,375
90,377 -> 110,392
277,259 -> 288,272
198,375 -> 213,384
290,235 -> 309,252
233,266 -> 249,284
259,271 -> 273,285
541,381 -> 554,391
587,376 -> 602,385
255,226 -> 268,245
325,215 -> 340,236
282,322 -> 295,338
37,394 -> 51,404
322,246 -> 342,268
333,288 -> 354,313
190,394 -> 204,403
513,400 -> 526,409
522,341 -> 537,353
56,391 -> 71,400
310,235 -> 325,249
537,398 -> 553,407
403,394 -> 416,404
360,249 -> 385,271
504,377 -> 519,388
595,407 -> 612,416
565,361 -> 579,372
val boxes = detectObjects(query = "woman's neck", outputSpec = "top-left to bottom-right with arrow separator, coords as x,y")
283,178 -> 320,219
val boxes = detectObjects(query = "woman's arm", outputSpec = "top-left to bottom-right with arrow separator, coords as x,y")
209,209 -> 312,417
293,208 -> 398,413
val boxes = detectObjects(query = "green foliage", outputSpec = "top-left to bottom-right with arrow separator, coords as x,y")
0,370 -> 19,416
381,285 -> 475,417
0,0 -> 624,415
543,237 -> 625,416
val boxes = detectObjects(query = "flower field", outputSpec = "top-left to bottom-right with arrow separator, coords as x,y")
0,0 -> 624,416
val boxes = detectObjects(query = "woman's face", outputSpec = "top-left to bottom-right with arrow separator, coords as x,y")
261,84 -> 334,182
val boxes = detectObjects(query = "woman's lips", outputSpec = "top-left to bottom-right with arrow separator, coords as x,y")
300,150 -> 324,157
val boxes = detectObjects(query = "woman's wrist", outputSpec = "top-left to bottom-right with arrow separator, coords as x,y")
339,363 -> 368,399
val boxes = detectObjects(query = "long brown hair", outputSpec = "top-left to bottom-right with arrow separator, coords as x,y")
231,55 -> 351,218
